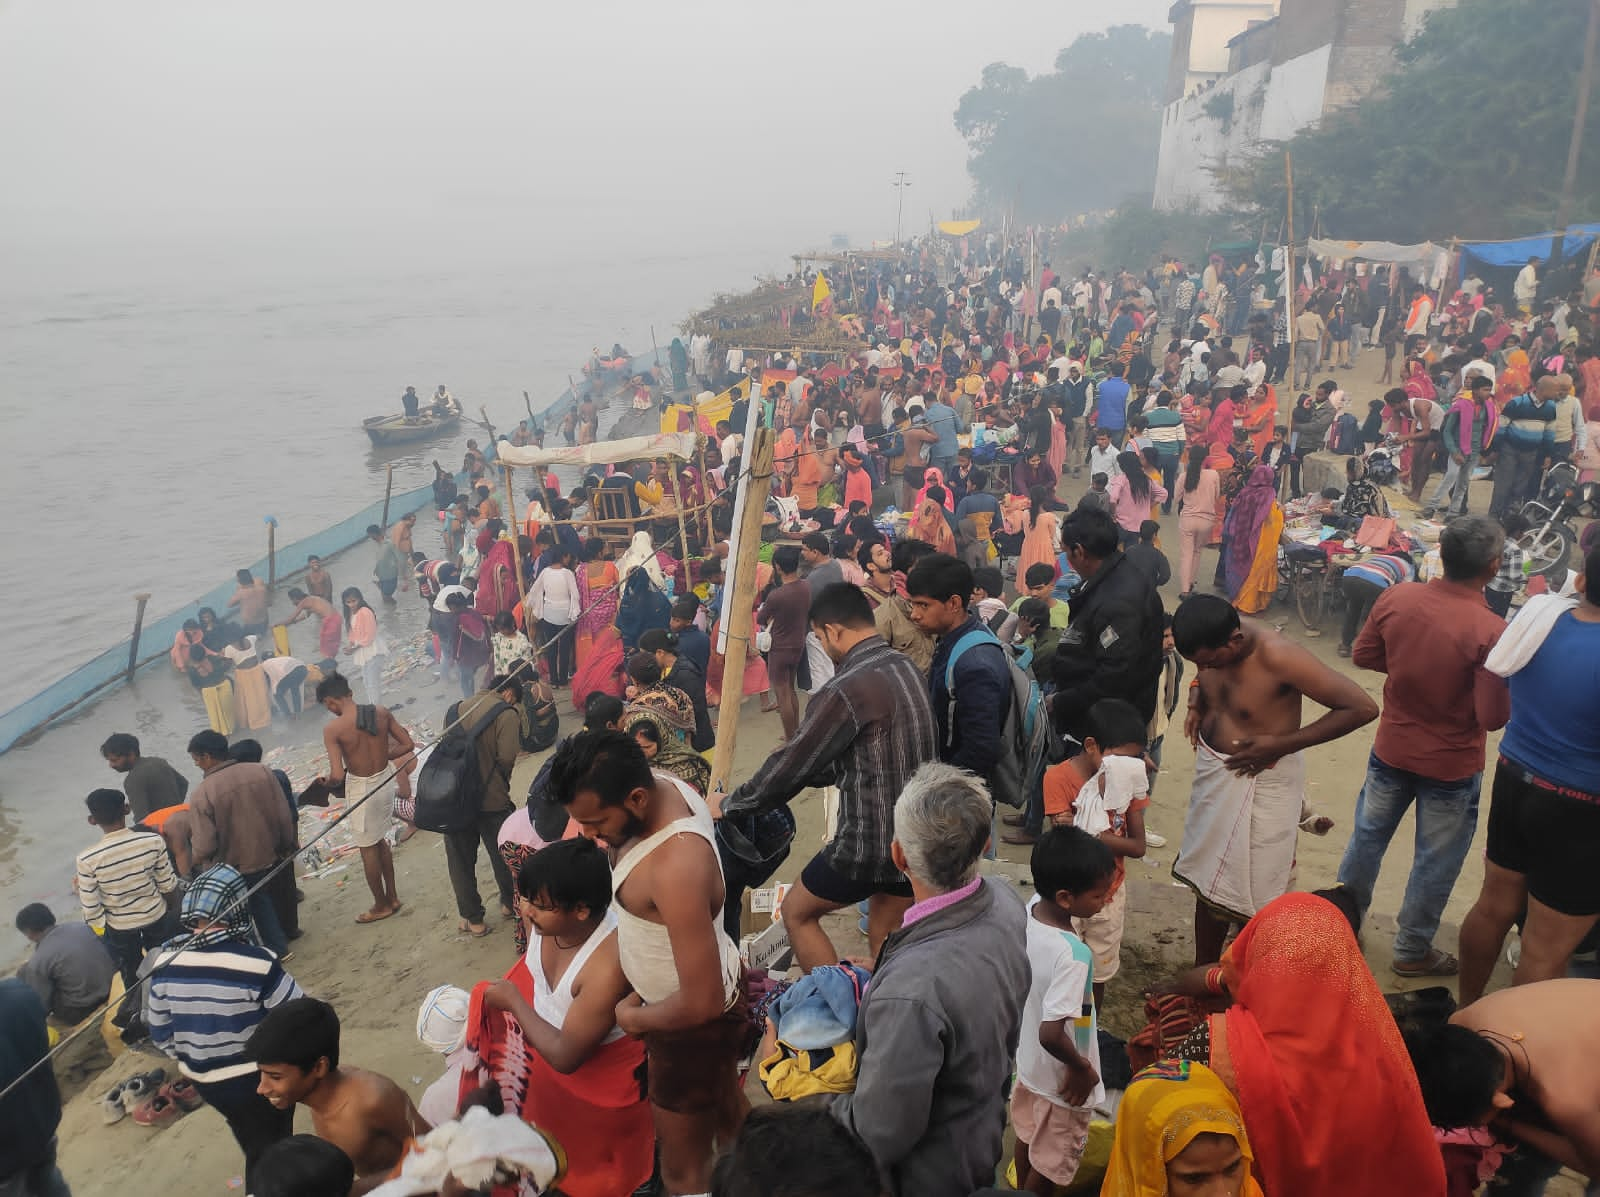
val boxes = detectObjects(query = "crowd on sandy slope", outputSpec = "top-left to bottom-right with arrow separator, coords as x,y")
6,240 -> 1600,1197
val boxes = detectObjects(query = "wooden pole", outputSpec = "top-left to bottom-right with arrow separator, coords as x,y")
126,593 -> 151,684
708,426 -> 775,805
671,458 -> 693,572
1553,0 -> 1600,271
696,434 -> 714,548
502,463 -> 528,616
265,517 -> 278,596
1284,152 -> 1297,371
380,464 -> 395,532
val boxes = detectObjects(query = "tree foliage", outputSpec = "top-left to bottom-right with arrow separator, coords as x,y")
1055,205 -> 1245,275
1224,0 -> 1600,242
954,26 -> 1172,222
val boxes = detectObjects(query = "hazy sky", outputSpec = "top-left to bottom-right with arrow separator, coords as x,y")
0,0 -> 1170,282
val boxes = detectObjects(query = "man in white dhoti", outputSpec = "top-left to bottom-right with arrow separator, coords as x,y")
1170,597 -> 1378,964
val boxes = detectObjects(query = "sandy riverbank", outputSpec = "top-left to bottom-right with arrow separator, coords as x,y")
46,355 -> 1576,1194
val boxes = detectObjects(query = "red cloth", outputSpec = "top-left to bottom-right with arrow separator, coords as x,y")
464,958 -> 652,1197
476,539 -> 518,620
1212,893 -> 1445,1197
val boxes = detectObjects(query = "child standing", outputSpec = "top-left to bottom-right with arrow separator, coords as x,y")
1486,513 -> 1529,617
1040,699 -> 1150,1008
1011,826 -> 1117,1197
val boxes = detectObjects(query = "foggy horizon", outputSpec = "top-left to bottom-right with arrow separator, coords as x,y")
1,0 -> 1171,292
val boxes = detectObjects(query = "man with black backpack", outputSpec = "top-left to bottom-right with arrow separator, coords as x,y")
420,674 -> 522,938
905,554 -> 1011,800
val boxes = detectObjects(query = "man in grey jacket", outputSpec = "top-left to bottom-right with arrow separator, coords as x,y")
832,762 -> 1028,1197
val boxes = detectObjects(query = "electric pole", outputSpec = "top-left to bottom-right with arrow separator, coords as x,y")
892,172 -> 911,246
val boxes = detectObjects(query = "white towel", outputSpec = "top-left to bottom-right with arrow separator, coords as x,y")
363,1105 -> 564,1197
1485,592 -> 1579,678
1173,736 -> 1304,923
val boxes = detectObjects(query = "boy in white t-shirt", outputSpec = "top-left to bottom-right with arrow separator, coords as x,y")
1067,699 -> 1150,1010
1011,826 -> 1117,1196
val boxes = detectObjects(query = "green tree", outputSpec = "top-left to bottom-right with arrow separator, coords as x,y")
954,26 -> 1171,222
1225,0 -> 1600,242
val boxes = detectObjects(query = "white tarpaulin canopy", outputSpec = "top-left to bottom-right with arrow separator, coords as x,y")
1305,238 -> 1443,266
493,432 -> 698,468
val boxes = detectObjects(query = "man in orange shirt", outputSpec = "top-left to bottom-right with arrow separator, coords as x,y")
792,429 -> 834,518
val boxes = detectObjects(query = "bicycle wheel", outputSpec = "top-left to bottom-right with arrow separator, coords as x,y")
1296,567 -> 1327,632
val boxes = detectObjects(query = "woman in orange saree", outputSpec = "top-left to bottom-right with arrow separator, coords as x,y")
568,623 -> 625,713
1199,892 -> 1446,1197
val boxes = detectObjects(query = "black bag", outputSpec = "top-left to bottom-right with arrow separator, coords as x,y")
412,700 -> 512,833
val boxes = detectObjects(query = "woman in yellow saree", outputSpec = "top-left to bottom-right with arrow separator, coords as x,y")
1102,1059 -> 1264,1197
1222,465 -> 1282,615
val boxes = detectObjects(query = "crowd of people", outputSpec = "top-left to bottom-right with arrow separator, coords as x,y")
7,242 -> 1600,1197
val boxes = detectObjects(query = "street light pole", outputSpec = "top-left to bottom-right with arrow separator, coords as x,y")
892,171 -> 911,246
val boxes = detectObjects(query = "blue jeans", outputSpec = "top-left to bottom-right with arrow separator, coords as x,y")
1336,752 -> 1481,963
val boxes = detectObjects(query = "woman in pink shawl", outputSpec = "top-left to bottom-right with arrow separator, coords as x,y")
914,466 -> 955,511
1046,395 -> 1068,479
171,620 -> 208,671
474,521 -> 518,622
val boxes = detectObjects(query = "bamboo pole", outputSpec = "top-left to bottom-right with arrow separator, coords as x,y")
380,464 -> 395,532
708,427 -> 775,805
696,434 -> 714,548
126,594 -> 151,684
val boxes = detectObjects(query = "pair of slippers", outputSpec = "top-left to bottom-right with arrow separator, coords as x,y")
102,1070 -> 201,1127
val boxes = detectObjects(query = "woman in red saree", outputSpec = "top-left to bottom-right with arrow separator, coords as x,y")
569,623 -> 625,713
574,541 -> 620,664
474,522 -> 519,622
1199,892 -> 1445,1197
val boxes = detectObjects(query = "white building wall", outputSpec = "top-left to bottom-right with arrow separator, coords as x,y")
1153,60 -> 1274,211
1256,44 -> 1333,141
1174,0 -> 1280,97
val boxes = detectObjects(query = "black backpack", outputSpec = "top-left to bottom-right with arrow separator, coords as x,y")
412,700 -> 512,833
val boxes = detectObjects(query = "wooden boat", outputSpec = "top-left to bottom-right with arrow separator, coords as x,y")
362,411 -> 461,446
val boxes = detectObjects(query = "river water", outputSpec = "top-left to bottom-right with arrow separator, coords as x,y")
0,238 -> 784,945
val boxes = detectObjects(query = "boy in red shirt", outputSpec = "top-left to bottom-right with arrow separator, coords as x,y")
1040,699 -> 1150,1006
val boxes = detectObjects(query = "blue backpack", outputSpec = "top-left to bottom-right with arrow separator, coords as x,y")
943,625 -> 1051,809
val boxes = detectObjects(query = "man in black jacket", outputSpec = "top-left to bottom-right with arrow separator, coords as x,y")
1051,507 -> 1166,745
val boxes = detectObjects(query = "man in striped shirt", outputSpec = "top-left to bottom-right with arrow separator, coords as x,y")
717,583 -> 939,970
1489,376 -> 1558,518
146,864 -> 302,1191
77,788 -> 178,1033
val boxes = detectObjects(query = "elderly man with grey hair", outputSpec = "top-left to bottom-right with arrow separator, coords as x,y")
1335,514 -> 1510,981
830,762 -> 1027,1197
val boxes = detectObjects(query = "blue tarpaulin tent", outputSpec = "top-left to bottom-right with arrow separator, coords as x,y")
1460,223 -> 1600,269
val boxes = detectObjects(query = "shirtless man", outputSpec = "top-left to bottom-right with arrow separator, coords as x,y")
303,555 -> 334,602
314,672 -> 414,923
391,513 -> 416,591
1170,595 -> 1378,963
549,729 -> 747,1197
249,997 -> 429,1195
1409,979 -> 1600,1191
284,587 -> 342,666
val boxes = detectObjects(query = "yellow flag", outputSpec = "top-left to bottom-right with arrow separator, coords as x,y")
812,272 -> 832,314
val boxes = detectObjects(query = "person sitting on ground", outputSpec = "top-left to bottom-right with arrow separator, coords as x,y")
1408,979 -> 1600,1192
1101,1061 -> 1263,1197
13,902 -> 115,1027
248,997 -> 429,1194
